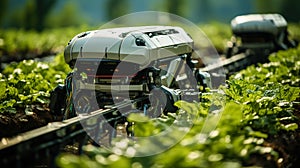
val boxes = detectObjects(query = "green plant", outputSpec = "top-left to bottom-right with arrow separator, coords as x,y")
199,22 -> 231,53
0,26 -> 90,59
0,53 -> 70,113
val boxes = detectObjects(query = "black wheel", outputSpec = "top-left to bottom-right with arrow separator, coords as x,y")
74,90 -> 99,114
147,87 -> 167,118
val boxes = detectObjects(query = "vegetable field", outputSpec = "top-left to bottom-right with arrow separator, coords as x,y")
0,24 -> 299,168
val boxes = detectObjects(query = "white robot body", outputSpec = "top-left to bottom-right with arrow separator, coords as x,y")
231,14 -> 287,36
226,14 -> 297,57
64,26 -> 193,68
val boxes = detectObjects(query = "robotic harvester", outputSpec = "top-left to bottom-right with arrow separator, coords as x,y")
50,26 -> 211,119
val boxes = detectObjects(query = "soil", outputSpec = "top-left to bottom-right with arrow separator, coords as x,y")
251,102 -> 300,168
0,104 -> 54,138
273,102 -> 300,168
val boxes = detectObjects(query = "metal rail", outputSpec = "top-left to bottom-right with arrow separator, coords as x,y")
0,97 -> 146,168
200,52 -> 269,78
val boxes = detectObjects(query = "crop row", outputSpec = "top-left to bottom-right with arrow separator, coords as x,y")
1,23 -> 299,61
0,53 -> 70,114
0,22 -> 246,63
0,26 -> 90,62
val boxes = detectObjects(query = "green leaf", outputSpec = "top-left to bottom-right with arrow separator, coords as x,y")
174,101 -> 202,116
248,131 -> 268,139
284,123 -> 298,131
127,113 -> 149,123
221,102 -> 243,125
0,79 -> 7,100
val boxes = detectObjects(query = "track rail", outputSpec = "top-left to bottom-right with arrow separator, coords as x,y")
200,52 -> 269,77
0,97 -> 146,167
0,51 -> 270,167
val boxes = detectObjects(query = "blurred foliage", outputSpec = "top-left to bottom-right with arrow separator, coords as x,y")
0,0 -> 8,25
254,0 -> 281,13
2,0 -> 83,31
0,23 -> 230,60
105,0 -> 129,21
45,1 -> 84,28
1,0 -> 300,31
0,23 -> 299,61
254,0 -> 300,22
14,0 -> 57,31
288,23 -> 300,43
0,25 -> 91,60
163,0 -> 188,18
199,22 -> 231,53
194,0 -> 212,22
280,0 -> 300,22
